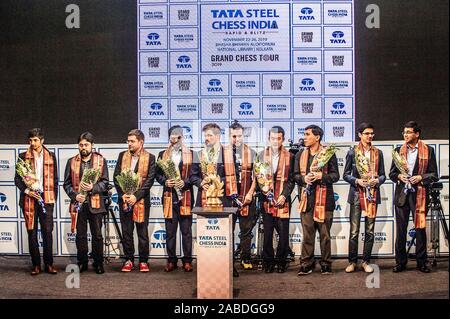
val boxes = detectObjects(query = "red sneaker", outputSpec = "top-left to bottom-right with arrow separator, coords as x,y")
121,260 -> 133,272
139,262 -> 149,272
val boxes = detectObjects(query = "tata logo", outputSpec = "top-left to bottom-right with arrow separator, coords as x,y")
331,101 -> 347,115
406,228 -> 416,247
334,192 -> 342,212
152,230 -> 167,248
146,33 -> 161,46
239,102 -> 254,115
176,55 -> 192,69
331,31 -> 346,44
300,7 -> 314,20
149,103 -> 164,116
153,230 -> 167,241
208,79 -> 223,92
0,193 -> 8,211
181,126 -> 193,140
208,218 -> 218,225
111,193 -> 119,204
300,78 -> 316,91
206,218 -> 220,230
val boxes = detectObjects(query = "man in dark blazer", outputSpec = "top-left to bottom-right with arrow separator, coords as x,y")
155,126 -> 195,273
15,128 -> 58,275
294,125 -> 340,275
343,123 -> 386,274
389,121 -> 438,273
63,132 -> 109,274
113,129 -> 155,272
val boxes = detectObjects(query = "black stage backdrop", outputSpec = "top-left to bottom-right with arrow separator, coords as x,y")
0,0 -> 448,144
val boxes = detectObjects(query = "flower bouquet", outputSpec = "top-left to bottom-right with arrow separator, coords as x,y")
115,169 -> 141,212
16,157 -> 46,214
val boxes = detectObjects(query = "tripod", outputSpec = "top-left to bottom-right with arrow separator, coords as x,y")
406,181 -> 449,267
103,188 -> 123,264
253,192 -> 265,270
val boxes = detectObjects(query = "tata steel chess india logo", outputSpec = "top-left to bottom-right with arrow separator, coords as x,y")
239,102 -> 254,115
299,7 -> 315,20
208,79 -> 223,92
0,159 -> 11,170
0,193 -> 9,211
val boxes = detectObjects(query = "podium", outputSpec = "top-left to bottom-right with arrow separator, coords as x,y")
192,207 -> 238,299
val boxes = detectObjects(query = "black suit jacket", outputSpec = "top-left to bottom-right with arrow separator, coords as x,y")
190,146 -> 231,207
389,144 -> 438,207
113,150 -> 156,213
63,154 -> 110,214
14,150 -> 58,209
155,149 -> 195,209
343,147 -> 386,204
294,150 -> 340,212
255,149 -> 296,205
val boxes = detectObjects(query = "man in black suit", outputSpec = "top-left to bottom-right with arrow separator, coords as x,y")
343,123 -> 386,273
155,126 -> 195,273
63,132 -> 109,274
294,125 -> 340,275
15,128 -> 58,275
390,121 -> 438,273
253,126 -> 295,274
113,129 -> 155,272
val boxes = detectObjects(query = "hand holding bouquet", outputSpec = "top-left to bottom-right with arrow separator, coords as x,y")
16,157 -> 46,214
76,167 -> 101,211
115,169 -> 141,212
392,148 -> 414,194
305,144 -> 338,195
355,148 -> 376,202
254,154 -> 274,203
157,157 -> 183,200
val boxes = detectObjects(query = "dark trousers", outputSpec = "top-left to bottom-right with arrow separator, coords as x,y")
395,193 -> 427,267
348,193 -> 376,263
76,203 -> 104,265
262,213 -> 290,266
120,209 -> 149,263
300,210 -> 333,267
27,203 -> 54,267
232,203 -> 257,261
165,204 -> 192,264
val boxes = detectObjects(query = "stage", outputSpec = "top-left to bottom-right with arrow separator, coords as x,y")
0,256 -> 447,299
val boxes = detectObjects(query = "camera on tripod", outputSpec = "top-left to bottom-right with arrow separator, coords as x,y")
288,138 -> 305,155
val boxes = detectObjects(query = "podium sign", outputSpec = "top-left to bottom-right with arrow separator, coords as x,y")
192,207 -> 237,299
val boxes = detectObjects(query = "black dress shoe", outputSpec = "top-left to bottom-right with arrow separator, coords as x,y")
233,266 -> 239,277
94,264 -> 105,274
78,263 -> 88,273
392,264 -> 406,273
277,264 -> 286,273
264,264 -> 275,273
417,264 -> 431,273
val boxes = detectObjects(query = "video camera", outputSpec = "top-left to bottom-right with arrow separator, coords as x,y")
288,138 -> 305,155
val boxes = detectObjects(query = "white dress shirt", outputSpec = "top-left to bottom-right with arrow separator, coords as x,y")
407,144 -> 419,176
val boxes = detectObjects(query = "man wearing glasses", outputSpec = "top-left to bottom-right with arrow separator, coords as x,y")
155,126 -> 195,273
343,123 -> 386,273
113,129 -> 156,272
389,121 -> 438,273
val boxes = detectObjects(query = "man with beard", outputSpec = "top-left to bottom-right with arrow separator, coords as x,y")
15,128 -> 58,275
63,132 -> 109,274
114,129 -> 156,272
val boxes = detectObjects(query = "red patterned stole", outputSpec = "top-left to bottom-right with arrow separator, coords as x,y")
298,146 -> 328,223
23,147 -> 55,230
69,152 -> 104,232
263,147 -> 290,219
400,140 -> 429,229
223,144 -> 252,216
162,145 -> 193,219
121,149 -> 150,223
356,143 -> 379,218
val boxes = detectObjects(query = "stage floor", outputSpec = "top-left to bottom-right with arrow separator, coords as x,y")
0,256 -> 448,299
